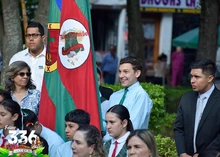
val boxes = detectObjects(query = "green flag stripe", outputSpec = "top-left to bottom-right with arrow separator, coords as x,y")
48,0 -> 60,22
75,0 -> 90,21
44,70 -> 75,140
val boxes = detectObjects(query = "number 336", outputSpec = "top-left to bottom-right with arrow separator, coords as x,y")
8,130 -> 37,145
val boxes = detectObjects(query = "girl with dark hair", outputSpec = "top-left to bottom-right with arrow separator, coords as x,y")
0,99 -> 22,147
105,105 -> 133,157
71,125 -> 106,157
5,61 -> 40,115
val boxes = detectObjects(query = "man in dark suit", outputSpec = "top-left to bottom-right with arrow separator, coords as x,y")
174,59 -> 220,157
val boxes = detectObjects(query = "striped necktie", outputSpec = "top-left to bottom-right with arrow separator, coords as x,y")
119,88 -> 128,105
193,95 -> 206,152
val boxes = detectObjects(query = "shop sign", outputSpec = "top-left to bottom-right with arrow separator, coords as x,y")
140,0 -> 200,9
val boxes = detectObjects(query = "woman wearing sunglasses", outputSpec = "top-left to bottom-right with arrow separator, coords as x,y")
4,61 -> 40,115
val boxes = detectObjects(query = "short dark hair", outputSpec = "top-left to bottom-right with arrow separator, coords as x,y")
27,22 -> 44,36
22,109 -> 38,133
0,89 -> 12,101
107,105 -> 133,131
65,109 -> 90,127
158,53 -> 167,61
120,56 -> 143,72
190,59 -> 216,76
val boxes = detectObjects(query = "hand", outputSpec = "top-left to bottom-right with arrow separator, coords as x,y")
180,153 -> 192,157
34,122 -> 42,135
193,154 -> 198,157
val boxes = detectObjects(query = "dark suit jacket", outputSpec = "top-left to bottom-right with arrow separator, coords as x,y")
99,86 -> 113,100
174,87 -> 220,156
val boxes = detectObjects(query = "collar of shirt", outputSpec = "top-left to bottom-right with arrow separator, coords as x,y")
25,46 -> 46,58
127,81 -> 140,91
111,131 -> 130,144
199,84 -> 215,100
11,88 -> 34,96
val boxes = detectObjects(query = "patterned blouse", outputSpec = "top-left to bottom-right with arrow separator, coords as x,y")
11,89 -> 41,115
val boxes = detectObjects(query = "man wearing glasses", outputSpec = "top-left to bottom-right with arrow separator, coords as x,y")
9,22 -> 46,91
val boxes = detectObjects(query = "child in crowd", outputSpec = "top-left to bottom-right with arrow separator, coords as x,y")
0,99 -> 22,147
22,108 -> 64,155
105,105 -> 133,157
55,109 -> 90,156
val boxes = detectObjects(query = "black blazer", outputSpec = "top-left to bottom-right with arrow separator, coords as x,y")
174,87 -> 220,156
99,86 -> 113,100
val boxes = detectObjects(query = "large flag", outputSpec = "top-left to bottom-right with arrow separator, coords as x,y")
39,0 -> 101,139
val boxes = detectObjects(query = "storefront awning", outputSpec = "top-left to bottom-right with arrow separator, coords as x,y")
172,26 -> 220,49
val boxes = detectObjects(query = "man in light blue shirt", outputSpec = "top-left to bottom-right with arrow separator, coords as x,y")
108,56 -> 153,130
55,109 -> 90,157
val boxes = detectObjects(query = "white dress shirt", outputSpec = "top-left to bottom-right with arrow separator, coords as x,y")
108,131 -> 130,157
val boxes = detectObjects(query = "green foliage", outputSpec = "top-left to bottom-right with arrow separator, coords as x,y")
0,147 -> 48,157
101,83 -> 122,92
102,83 -> 167,135
102,83 -> 179,157
24,0 -> 39,22
141,83 -> 166,135
0,148 -> 9,157
164,86 -> 191,113
155,134 -> 177,157
155,113 -> 176,137
36,147 -> 49,157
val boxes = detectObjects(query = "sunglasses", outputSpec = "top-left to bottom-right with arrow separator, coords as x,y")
17,72 -> 31,77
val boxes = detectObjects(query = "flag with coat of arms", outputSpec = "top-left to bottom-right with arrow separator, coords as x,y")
38,0 -> 102,139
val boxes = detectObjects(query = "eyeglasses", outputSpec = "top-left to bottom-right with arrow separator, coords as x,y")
17,72 -> 31,77
25,33 -> 41,39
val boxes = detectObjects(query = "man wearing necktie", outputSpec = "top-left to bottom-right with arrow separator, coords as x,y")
107,56 -> 153,131
174,59 -> 220,157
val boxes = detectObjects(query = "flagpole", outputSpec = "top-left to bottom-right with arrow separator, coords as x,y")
20,0 -> 28,47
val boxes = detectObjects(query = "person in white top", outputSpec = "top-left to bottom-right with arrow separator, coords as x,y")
9,22 -> 46,91
104,105 -> 134,157
153,53 -> 168,86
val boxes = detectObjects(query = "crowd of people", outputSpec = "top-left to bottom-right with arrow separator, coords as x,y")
0,21 -> 219,157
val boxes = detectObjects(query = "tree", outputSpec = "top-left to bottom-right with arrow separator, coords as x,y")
197,0 -> 220,60
34,0 -> 49,36
0,0 -> 49,85
0,0 -> 23,84
126,0 -> 145,81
